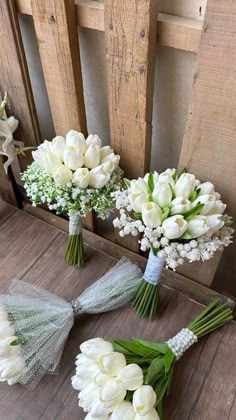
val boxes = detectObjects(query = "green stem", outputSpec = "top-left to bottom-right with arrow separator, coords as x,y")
64,233 -> 85,267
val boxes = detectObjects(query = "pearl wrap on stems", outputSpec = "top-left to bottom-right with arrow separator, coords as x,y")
166,328 -> 198,360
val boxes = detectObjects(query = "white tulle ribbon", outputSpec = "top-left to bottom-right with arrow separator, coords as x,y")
166,328 -> 198,360
143,251 -> 165,286
69,213 -> 82,235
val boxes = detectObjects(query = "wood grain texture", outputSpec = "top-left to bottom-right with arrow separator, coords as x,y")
178,0 -> 236,287
104,0 -> 157,179
16,0 -> 202,53
0,165 -> 19,207
31,0 -> 87,137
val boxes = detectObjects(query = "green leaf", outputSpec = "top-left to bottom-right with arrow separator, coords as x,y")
178,167 -> 187,177
124,178 -> 131,188
172,169 -> 177,181
113,339 -> 154,357
182,203 -> 204,221
155,376 -> 169,406
112,340 -> 136,355
133,212 -> 142,220
169,183 -> 175,198
166,366 -> 174,396
157,399 -> 164,420
148,173 -> 154,193
180,231 -> 192,240
147,357 -> 165,385
10,340 -> 18,346
189,187 -> 201,202
161,207 -> 170,222
132,338 -> 169,354
164,348 -> 175,374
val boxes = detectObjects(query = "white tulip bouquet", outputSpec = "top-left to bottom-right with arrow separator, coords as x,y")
72,300 -> 233,420
22,130 -> 124,266
0,258 -> 143,388
113,168 -> 234,319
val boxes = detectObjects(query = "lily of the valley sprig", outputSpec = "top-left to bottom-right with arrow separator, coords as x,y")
113,168 -> 234,319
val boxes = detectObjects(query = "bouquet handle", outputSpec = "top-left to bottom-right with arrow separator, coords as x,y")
64,213 -> 84,267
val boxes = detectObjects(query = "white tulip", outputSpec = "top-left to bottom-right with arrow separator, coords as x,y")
99,378 -> 126,409
144,171 -> 159,185
200,200 -> 226,216
0,321 -> 15,339
129,193 -> 149,213
66,130 -> 87,153
0,336 -> 19,357
63,146 -> 84,170
153,183 -> 172,208
71,374 -> 91,391
84,145 -> 101,169
170,197 -> 192,215
198,181 -> 215,196
98,352 -> 126,376
134,408 -> 160,420
76,362 -> 100,381
85,413 -> 109,420
116,363 -> 143,391
207,214 -> 224,235
101,153 -> 120,169
162,215 -> 188,239
130,178 -> 148,195
53,165 -> 73,186
95,373 -> 111,386
100,146 -> 114,161
0,308 -> 8,323
75,353 -> 91,366
187,215 -> 209,238
32,149 -> 61,174
111,401 -> 136,419
79,383 -> 100,412
50,136 -> 66,161
86,134 -> 102,148
133,385 -> 156,416
192,194 -> 216,207
0,355 -> 25,381
174,173 -> 196,198
158,169 -> 175,186
80,338 -> 113,360
89,165 -> 110,189
102,161 -> 115,174
90,399 -> 113,418
6,116 -> 19,133
142,202 -> 162,228
73,167 -> 90,188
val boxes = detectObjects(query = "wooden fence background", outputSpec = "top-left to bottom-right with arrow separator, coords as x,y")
0,0 -> 236,294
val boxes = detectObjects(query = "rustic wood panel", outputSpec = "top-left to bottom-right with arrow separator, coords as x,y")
15,0 -> 202,53
0,204 -> 235,419
104,0 -> 157,179
0,166 -> 19,207
0,199 -> 17,224
178,0 -> 236,287
31,0 -> 87,137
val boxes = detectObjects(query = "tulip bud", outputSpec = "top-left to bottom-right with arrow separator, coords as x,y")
6,116 -> 19,133
0,308 -> 8,323
116,363 -> 143,390
174,173 -> 196,198
53,165 -> 73,186
32,149 -> 62,174
84,145 -> 101,169
95,373 -> 111,386
100,146 -> 114,161
73,167 -> 90,188
0,321 -> 15,340
162,215 -> 188,239
101,153 -> 120,169
129,193 -> 149,213
102,160 -> 115,174
132,385 -> 156,416
170,197 -> 192,215
111,401 -> 136,419
89,165 -> 110,189
66,130 -> 87,153
134,408 -> 160,420
0,336 -> 19,357
90,399 -> 113,418
207,214 -> 224,235
80,338 -> 113,360
144,171 -> 159,185
0,355 -> 25,381
50,136 -> 66,161
130,178 -> 148,195
99,378 -> 126,409
98,352 -> 126,376
200,200 -> 226,216
85,413 -> 109,420
158,169 -> 175,186
142,202 -> 162,228
198,181 -> 215,196
71,374 -> 91,391
64,146 -> 84,170
153,183 -> 172,208
79,383 -> 100,412
86,134 -> 102,148
187,215 -> 209,238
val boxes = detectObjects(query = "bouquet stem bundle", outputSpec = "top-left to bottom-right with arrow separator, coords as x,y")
65,213 -> 84,266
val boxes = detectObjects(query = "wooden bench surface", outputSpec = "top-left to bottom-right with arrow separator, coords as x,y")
0,201 -> 235,420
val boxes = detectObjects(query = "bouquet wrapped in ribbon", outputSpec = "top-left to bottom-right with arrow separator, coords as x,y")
113,168 -> 234,319
0,258 -> 143,388
22,130 -> 124,266
72,300 -> 233,420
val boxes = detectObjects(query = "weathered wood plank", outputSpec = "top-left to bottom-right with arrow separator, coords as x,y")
31,0 -> 87,137
0,199 -> 17,224
0,166 -> 19,207
15,0 -> 202,53
104,0 -> 157,179
178,0 -> 236,287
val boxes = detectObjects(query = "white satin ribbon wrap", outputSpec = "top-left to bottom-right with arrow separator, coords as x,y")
0,257 -> 143,388
143,251 -> 165,286
69,213 -> 82,235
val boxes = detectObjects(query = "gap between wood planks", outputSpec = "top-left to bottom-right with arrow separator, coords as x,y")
15,0 -> 202,53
